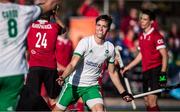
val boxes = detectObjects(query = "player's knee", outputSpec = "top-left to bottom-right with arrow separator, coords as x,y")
53,103 -> 66,112
147,95 -> 158,107
52,105 -> 65,112
91,103 -> 104,112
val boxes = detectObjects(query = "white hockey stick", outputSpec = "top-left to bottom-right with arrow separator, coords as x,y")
134,83 -> 180,98
115,46 -> 136,110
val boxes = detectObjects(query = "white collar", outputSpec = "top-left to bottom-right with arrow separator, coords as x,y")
143,27 -> 154,36
37,19 -> 48,24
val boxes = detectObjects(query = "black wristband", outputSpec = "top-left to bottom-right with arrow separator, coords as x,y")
120,91 -> 129,98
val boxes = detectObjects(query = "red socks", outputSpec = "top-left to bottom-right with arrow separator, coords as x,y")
147,105 -> 160,112
67,102 -> 84,111
76,101 -> 84,111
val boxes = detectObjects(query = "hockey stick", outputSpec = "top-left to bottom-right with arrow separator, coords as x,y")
115,46 -> 136,110
134,83 -> 180,98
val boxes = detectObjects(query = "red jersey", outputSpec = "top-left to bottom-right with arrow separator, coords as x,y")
79,3 -> 99,17
138,28 -> 166,72
27,20 -> 61,69
56,36 -> 73,67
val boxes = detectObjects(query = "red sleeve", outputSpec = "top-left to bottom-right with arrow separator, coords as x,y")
79,3 -> 89,15
154,31 -> 166,50
79,3 -> 99,17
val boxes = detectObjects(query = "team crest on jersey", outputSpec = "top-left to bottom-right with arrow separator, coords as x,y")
89,49 -> 93,53
104,50 -> 109,57
147,36 -> 151,40
140,36 -> 143,40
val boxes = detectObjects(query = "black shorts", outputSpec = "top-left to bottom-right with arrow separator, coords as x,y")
142,66 -> 161,93
26,66 -> 61,99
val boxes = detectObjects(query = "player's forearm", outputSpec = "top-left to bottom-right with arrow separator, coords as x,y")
61,63 -> 75,79
57,62 -> 66,72
126,53 -> 142,70
109,71 -> 125,94
161,50 -> 168,72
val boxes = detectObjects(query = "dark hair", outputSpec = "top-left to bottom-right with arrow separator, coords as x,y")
141,9 -> 156,21
40,10 -> 53,21
96,15 -> 112,29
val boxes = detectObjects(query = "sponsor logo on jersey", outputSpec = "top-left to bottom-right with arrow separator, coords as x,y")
157,39 -> 164,44
31,49 -> 36,54
86,60 -> 102,68
140,36 -> 143,40
32,23 -> 52,29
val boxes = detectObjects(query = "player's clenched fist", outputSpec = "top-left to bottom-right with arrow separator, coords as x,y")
121,91 -> 134,102
56,76 -> 64,86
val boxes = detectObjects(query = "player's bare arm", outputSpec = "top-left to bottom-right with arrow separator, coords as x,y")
108,63 -> 125,93
122,52 -> 142,74
56,55 -> 81,85
57,62 -> 66,72
159,48 -> 168,72
108,63 -> 133,102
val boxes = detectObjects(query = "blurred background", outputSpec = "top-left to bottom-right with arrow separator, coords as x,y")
17,0 -> 180,111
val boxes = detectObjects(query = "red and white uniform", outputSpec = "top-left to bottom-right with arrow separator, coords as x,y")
138,28 -> 166,72
27,20 -> 61,69
56,36 -> 73,68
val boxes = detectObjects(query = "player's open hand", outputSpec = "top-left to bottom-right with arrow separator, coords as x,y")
56,76 -> 64,86
121,67 -> 129,76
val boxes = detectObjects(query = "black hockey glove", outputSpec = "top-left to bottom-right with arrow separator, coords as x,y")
121,91 -> 134,102
158,72 -> 167,88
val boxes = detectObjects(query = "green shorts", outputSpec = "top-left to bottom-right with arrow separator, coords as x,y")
57,83 -> 103,110
0,74 -> 24,111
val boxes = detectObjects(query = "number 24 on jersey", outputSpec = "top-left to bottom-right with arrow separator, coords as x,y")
35,32 -> 47,48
